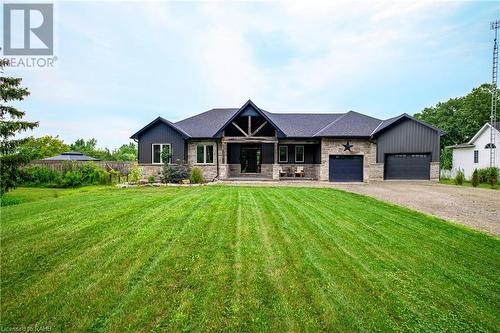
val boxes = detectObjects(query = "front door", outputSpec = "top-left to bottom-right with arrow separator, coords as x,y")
241,145 -> 261,173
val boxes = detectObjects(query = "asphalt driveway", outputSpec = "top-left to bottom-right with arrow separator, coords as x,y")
332,182 -> 500,236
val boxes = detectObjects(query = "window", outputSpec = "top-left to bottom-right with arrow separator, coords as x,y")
152,144 -> 171,164
485,143 -> 496,149
474,150 -> 479,164
295,146 -> 305,163
279,146 -> 288,163
196,144 -> 214,164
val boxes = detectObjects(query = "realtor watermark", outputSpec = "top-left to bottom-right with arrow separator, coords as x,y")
2,3 -> 57,69
0,324 -> 52,332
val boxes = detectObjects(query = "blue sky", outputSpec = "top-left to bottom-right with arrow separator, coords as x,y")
3,1 -> 500,149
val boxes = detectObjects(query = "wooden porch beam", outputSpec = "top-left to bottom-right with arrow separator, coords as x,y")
251,121 -> 268,136
248,116 -> 251,136
232,122 -> 249,137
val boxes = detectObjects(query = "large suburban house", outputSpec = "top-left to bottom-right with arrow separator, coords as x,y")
131,100 -> 442,182
447,122 -> 499,179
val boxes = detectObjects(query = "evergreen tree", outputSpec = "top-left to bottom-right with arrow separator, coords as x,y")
0,59 -> 39,194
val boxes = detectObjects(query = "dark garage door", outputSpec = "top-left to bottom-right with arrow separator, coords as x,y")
385,154 -> 430,180
329,155 -> 363,182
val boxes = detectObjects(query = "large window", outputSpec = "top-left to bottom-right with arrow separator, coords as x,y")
197,144 -> 214,164
295,146 -> 305,163
279,146 -> 288,163
474,150 -> 479,163
152,144 -> 171,164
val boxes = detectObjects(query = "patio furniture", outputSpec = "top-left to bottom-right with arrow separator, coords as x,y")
279,166 -> 288,178
295,166 -> 305,178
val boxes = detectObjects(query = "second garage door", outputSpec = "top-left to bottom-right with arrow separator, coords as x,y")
329,155 -> 363,182
385,153 -> 430,180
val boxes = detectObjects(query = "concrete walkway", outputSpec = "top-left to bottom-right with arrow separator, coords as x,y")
222,180 -> 500,236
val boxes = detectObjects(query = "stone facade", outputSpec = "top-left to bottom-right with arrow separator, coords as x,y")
319,138 -> 375,182
187,140 -> 219,181
278,164 -> 320,180
430,162 -> 440,181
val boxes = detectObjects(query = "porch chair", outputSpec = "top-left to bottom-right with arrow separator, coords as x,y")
279,166 -> 288,178
295,166 -> 305,178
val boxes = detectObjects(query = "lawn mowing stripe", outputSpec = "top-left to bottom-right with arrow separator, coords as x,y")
102,188 -> 230,332
146,187 -> 235,332
286,188 -> 499,331
86,188 -> 220,332
0,187 -> 211,330
257,188 -> 367,331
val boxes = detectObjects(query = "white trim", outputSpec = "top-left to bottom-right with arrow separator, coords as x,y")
469,123 -> 499,144
295,145 -> 305,163
152,143 -> 171,164
196,144 -> 214,164
279,145 -> 288,163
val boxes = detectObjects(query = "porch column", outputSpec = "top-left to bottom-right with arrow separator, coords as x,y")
272,142 -> 279,180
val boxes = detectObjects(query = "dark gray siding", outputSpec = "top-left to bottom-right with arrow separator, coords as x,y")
376,118 -> 440,162
138,122 -> 186,164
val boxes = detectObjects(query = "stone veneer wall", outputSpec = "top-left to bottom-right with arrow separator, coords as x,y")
319,138 -> 375,182
430,162 -> 440,181
187,139 -> 219,181
278,164 -> 320,179
227,164 -> 274,178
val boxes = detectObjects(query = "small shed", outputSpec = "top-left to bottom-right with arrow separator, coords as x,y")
43,151 -> 100,161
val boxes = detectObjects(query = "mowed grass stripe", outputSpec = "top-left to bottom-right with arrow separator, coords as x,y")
1,186 -> 498,332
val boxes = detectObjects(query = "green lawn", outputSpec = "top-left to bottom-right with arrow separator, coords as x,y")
1,186 -> 499,332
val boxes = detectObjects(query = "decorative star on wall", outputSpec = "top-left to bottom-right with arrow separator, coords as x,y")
343,141 -> 353,151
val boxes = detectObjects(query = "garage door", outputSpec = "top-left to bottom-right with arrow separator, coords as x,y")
329,155 -> 363,182
385,154 -> 430,180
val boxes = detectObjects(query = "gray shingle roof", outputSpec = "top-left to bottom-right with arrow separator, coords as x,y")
43,152 -> 100,161
175,108 -> 239,137
132,102 -> 442,139
262,111 -> 343,137
313,111 -> 382,137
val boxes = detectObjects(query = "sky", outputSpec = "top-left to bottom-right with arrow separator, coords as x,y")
2,0 -> 500,149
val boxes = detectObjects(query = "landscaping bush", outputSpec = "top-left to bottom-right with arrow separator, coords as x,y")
62,170 -> 83,188
454,169 -> 464,185
129,164 -> 142,183
477,168 -> 490,183
18,163 -> 111,188
19,166 -> 61,186
471,169 -> 479,187
148,175 -> 155,184
162,159 -> 190,183
190,167 -> 204,184
487,167 -> 498,187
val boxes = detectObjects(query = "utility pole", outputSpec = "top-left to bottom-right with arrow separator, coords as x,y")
489,20 -> 500,167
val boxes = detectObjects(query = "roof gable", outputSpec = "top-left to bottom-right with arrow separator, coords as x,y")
213,100 -> 285,137
468,122 -> 500,144
314,111 -> 382,137
130,117 -> 190,140
371,113 -> 443,137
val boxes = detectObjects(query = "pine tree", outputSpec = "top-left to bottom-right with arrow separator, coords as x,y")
0,58 -> 39,194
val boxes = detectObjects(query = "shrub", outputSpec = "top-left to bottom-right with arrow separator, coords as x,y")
487,167 -> 498,187
477,168 -> 490,183
62,170 -> 82,188
190,167 -> 204,184
163,159 -> 190,183
471,169 -> 479,187
148,175 -> 155,184
19,166 -> 61,186
129,164 -> 142,183
454,169 -> 464,185
78,163 -> 110,185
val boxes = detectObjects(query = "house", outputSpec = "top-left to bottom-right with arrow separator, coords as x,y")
42,151 -> 100,161
131,100 -> 442,182
447,122 -> 499,179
